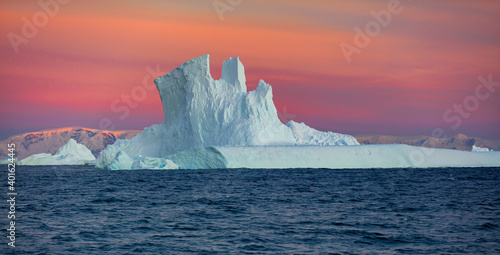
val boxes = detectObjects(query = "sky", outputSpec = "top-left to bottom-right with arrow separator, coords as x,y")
1,0 -> 499,140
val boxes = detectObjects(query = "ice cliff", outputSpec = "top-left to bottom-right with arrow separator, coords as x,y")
97,55 -> 359,169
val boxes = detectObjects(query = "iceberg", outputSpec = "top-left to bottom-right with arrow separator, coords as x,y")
471,145 -> 493,152
18,139 -> 96,165
97,55 -> 358,169
97,55 -> 500,170
163,145 -> 500,169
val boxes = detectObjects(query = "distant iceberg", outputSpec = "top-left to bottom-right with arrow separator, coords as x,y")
18,139 -> 96,165
97,55 -> 500,170
471,145 -> 493,152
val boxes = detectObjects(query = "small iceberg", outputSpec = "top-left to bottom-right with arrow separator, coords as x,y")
471,145 -> 493,152
18,139 -> 96,165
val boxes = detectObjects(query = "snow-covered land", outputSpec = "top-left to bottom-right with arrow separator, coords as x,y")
471,145 -> 493,152
18,139 -> 96,165
97,55 -> 500,170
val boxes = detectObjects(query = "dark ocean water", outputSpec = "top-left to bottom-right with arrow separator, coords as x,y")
2,166 -> 500,254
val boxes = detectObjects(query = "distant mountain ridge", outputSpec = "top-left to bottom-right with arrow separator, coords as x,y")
354,134 -> 499,152
0,127 -> 141,160
1,127 -> 497,161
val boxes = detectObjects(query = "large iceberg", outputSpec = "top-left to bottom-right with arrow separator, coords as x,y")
97,55 -> 500,170
18,139 -> 96,165
97,55 -> 359,169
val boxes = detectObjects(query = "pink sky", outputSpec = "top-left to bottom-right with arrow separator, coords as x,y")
1,0 -> 499,139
